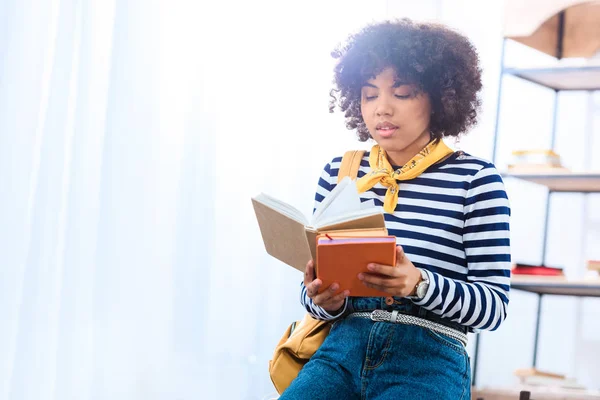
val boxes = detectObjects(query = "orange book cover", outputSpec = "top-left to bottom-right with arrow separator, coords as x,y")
316,234 -> 397,297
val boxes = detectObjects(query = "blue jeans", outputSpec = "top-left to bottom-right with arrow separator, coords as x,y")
280,298 -> 471,400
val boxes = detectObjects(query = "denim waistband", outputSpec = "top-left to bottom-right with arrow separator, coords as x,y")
346,296 -> 468,334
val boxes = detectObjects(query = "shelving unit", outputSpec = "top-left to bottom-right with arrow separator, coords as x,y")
471,0 -> 600,392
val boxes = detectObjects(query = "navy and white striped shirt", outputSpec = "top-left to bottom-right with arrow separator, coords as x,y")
301,151 -> 511,331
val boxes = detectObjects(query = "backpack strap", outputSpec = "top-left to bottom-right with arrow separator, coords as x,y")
337,150 -> 366,183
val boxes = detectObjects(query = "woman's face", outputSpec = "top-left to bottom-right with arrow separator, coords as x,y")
360,67 -> 432,162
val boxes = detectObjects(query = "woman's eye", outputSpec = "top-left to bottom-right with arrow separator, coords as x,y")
365,95 -> 378,101
395,94 -> 411,99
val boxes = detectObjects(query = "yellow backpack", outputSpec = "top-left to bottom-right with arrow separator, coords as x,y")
268,150 -> 365,395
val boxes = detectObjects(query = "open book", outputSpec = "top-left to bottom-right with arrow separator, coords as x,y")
251,177 -> 386,272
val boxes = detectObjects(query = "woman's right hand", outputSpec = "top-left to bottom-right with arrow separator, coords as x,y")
304,259 -> 350,314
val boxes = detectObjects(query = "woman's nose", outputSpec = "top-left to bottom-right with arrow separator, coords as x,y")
375,97 -> 393,116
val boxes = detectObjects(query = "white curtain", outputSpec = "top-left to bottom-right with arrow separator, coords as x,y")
0,0 -> 421,399
0,0 -> 182,398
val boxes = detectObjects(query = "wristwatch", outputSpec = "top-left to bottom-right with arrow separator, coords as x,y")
412,269 -> 430,300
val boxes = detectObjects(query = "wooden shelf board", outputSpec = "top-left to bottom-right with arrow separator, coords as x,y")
512,276 -> 600,297
504,66 -> 600,91
502,172 -> 600,192
473,385 -> 600,400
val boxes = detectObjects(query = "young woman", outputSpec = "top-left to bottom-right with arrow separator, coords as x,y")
281,19 -> 511,399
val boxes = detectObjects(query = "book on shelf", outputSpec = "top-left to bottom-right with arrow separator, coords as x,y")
251,177 -> 386,273
587,260 -> 600,272
507,149 -> 567,172
515,367 -> 565,379
512,263 -> 564,277
514,368 -> 586,390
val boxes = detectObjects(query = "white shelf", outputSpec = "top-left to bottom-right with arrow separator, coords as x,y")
512,276 -> 600,297
504,66 -> 600,91
503,171 -> 600,193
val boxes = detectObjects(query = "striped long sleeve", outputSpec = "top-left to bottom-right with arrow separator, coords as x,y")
411,165 -> 511,331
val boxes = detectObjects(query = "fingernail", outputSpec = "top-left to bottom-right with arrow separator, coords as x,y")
344,290 -> 350,296
367,264 -> 375,271
358,273 -> 364,280
331,284 -> 339,291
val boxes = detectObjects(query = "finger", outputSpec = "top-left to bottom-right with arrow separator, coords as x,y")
313,282 -> 340,303
321,290 -> 350,309
329,290 -> 350,304
361,280 -> 391,293
305,279 -> 322,298
304,260 -> 315,286
366,262 -> 400,277
359,272 -> 394,287
396,245 -> 406,263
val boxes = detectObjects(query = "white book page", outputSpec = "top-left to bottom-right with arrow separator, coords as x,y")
253,193 -> 309,226
315,207 -> 381,230
311,177 -> 365,227
360,198 -> 376,209
312,177 -> 348,223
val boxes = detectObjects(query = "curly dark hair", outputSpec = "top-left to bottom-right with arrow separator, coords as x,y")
329,19 -> 482,141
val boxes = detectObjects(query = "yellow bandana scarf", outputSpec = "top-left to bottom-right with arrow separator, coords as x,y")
356,139 -> 454,213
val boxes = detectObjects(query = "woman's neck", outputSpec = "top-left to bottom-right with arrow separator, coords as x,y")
384,130 -> 432,167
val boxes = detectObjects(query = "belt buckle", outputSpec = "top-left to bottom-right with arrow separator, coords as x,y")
370,309 -> 399,323
370,310 -> 386,322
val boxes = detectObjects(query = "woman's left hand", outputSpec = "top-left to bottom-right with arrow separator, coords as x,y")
358,245 -> 422,297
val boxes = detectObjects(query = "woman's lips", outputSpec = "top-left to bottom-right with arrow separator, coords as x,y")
376,127 -> 397,138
